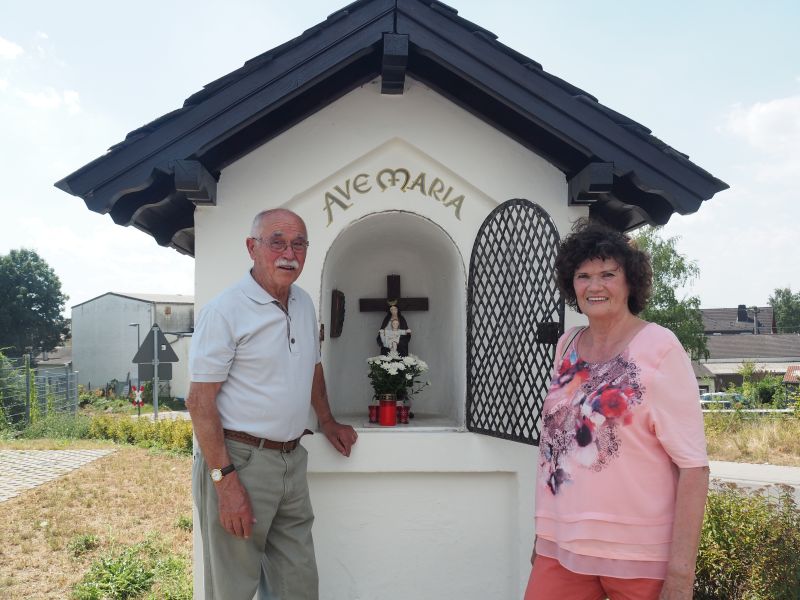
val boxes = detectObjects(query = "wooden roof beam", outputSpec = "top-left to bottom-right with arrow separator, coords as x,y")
381,33 -> 408,94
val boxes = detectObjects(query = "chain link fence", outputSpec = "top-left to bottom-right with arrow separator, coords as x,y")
0,355 -> 79,430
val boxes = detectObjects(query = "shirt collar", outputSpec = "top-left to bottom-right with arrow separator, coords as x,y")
238,271 -> 294,306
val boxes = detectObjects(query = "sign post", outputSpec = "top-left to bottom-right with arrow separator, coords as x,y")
153,325 -> 160,419
132,324 -> 179,420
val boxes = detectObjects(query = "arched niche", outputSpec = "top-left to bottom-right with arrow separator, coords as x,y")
320,211 -> 466,429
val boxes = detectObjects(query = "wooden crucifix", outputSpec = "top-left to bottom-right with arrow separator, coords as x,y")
359,274 -> 429,313
361,274 -> 429,357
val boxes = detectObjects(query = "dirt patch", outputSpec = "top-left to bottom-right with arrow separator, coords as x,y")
0,444 -> 192,599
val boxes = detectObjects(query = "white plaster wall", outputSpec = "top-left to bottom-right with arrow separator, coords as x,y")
166,335 -> 192,399
193,77 -> 584,308
305,433 -> 535,600
72,295 -> 152,388
154,302 -> 194,334
320,211 -> 466,422
192,77 -> 589,599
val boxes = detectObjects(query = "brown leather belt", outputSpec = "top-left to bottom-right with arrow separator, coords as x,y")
223,428 -> 311,452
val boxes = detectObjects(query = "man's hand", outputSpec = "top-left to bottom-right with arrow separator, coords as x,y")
215,472 -> 257,538
320,419 -> 358,457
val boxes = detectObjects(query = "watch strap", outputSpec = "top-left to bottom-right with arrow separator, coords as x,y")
220,464 -> 235,476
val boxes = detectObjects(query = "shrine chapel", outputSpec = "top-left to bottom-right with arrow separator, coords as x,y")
56,1 -> 727,598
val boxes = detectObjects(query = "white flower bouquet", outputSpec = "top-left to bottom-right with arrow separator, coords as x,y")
366,351 -> 430,400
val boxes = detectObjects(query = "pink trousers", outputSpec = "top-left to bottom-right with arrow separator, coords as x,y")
524,555 -> 664,600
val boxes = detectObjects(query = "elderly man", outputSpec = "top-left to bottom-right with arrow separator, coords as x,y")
187,208 -> 358,599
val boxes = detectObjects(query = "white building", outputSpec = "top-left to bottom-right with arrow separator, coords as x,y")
57,2 -> 727,598
71,292 -> 193,397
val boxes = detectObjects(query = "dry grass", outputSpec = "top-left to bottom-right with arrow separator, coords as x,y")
705,413 -> 800,466
0,441 -> 192,599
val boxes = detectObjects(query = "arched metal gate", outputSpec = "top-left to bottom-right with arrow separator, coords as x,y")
466,199 -> 564,445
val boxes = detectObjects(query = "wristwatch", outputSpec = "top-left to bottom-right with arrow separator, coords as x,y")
209,464 -> 236,482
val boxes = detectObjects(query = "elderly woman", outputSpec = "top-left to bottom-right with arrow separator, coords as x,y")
524,220 -> 709,600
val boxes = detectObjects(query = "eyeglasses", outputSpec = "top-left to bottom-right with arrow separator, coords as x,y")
252,237 -> 310,253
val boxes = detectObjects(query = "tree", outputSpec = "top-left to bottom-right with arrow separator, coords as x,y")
0,249 -> 69,356
769,287 -> 800,334
633,227 -> 708,360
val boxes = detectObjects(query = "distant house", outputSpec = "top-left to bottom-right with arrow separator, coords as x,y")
71,292 -> 194,397
701,304 -> 776,335
34,342 -> 73,372
700,332 -> 800,390
785,365 -> 800,392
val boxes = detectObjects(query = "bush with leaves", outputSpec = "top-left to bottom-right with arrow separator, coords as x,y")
695,485 -> 800,599
87,415 -> 193,454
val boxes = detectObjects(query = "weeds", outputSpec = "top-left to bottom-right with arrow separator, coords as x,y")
174,515 -> 192,532
20,413 -> 92,440
72,541 -> 156,599
68,534 -> 101,558
72,536 -> 192,600
704,412 -> 800,466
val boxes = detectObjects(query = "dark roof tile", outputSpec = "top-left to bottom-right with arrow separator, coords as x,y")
705,334 -> 800,360
55,0 -> 728,255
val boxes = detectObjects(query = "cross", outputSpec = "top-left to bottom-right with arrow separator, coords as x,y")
359,274 -> 429,313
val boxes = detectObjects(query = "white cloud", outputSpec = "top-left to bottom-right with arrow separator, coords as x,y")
0,36 -> 24,60
14,86 -> 81,113
35,31 -> 49,40
725,95 -> 800,153
16,87 -> 62,109
63,90 -> 80,114
0,78 -> 8,91
724,95 -> 800,184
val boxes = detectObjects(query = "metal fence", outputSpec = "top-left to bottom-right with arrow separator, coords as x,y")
0,355 -> 79,429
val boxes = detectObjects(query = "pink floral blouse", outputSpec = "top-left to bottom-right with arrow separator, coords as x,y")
534,323 -> 708,579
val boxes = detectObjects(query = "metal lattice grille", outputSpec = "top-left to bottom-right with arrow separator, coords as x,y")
466,199 -> 564,445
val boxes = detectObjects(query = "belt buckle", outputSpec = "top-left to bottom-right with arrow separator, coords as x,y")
281,441 -> 291,453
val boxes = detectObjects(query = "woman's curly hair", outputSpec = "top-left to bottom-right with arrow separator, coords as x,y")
555,218 -> 652,315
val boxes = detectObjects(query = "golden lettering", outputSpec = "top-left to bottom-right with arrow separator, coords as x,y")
428,178 -> 446,201
323,191 -> 353,227
444,194 -> 464,220
377,168 -> 411,192
440,186 -> 453,204
323,166 -> 466,225
407,172 -> 427,195
353,173 -> 371,194
334,180 -> 352,201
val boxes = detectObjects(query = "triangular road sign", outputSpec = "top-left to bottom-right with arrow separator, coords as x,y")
132,325 -> 179,363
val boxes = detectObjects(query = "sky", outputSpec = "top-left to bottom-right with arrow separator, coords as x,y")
1,0 -> 798,312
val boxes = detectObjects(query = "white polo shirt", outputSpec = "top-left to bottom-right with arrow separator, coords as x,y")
189,272 -> 320,441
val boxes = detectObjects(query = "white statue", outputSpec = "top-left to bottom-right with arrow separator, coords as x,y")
379,318 -> 411,354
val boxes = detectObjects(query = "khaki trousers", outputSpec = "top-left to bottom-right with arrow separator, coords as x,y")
193,439 -> 318,600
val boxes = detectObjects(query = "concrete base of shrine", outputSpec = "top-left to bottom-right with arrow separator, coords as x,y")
193,430 -> 537,599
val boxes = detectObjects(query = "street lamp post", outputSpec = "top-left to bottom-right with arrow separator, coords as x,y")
128,323 -> 140,349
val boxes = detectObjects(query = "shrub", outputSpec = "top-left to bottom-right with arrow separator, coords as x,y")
21,413 -> 92,439
695,485 -> 800,599
87,415 -> 193,455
